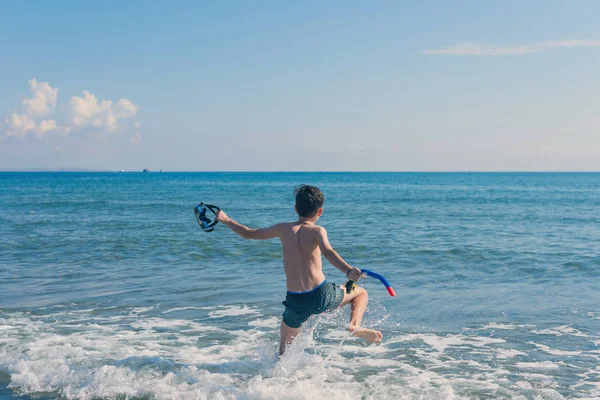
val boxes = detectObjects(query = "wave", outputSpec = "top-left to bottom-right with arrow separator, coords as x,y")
1,305 -> 599,399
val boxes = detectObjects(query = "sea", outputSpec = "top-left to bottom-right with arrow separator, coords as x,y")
0,172 -> 599,400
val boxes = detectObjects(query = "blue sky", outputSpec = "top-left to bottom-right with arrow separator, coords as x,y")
1,1 -> 599,171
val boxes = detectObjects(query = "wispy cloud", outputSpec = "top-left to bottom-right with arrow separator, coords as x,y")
130,133 -> 143,145
422,40 -> 600,56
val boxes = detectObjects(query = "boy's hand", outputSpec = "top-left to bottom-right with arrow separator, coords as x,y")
346,267 -> 363,282
215,210 -> 230,224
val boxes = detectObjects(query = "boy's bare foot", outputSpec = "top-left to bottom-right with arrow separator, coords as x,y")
349,327 -> 383,344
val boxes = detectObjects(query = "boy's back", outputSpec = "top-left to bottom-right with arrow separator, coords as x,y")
279,221 -> 326,293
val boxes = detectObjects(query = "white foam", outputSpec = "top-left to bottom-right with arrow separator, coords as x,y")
321,330 -> 351,341
516,361 -> 561,370
387,333 -> 505,352
529,342 -> 582,356
532,325 -> 591,338
130,317 -> 223,333
1,308 -> 598,400
519,372 -> 556,380
208,305 -> 260,318
573,366 -> 600,400
446,359 -> 491,369
248,316 -> 280,328
448,377 -> 501,391
514,380 -> 533,389
162,306 -> 205,314
481,323 -> 535,330
129,306 -> 155,315
495,348 -> 528,359
359,358 -> 405,368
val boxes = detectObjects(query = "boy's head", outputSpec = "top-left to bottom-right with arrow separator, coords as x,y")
294,185 -> 324,218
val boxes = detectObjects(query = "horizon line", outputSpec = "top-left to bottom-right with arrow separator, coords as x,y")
1,169 -> 599,173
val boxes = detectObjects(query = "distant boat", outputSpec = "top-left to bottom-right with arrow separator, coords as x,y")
119,170 -> 124,173
160,169 -> 164,173
143,168 -> 150,173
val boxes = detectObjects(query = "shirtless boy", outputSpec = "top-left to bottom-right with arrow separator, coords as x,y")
215,185 -> 383,355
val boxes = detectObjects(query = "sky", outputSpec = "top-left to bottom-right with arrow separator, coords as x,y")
1,0 -> 599,171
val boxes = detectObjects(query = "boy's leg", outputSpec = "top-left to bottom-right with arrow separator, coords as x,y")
279,320 -> 301,355
339,286 -> 383,343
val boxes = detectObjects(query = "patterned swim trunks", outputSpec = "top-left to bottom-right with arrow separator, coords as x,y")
282,280 -> 345,328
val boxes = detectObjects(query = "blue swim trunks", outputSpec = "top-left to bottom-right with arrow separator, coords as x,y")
282,280 -> 345,328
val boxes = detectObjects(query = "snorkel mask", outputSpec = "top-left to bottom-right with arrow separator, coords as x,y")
194,203 -> 221,232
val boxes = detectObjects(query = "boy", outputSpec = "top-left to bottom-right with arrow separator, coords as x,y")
215,185 -> 383,355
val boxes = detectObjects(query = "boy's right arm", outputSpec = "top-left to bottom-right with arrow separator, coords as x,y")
317,227 -> 362,281
216,210 -> 281,240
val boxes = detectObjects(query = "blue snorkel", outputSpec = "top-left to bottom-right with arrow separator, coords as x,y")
345,268 -> 396,297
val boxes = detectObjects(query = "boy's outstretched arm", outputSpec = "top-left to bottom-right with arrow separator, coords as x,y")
216,210 -> 281,240
317,227 -> 362,281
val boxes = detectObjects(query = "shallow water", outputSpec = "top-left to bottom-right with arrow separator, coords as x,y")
1,172 -> 599,399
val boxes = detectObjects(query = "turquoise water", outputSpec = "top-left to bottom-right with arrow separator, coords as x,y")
1,172 -> 599,399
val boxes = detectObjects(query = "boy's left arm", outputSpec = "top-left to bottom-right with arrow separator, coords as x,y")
317,227 -> 362,281
216,210 -> 281,240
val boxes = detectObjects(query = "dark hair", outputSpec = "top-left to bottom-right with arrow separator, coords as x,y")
294,185 -> 324,217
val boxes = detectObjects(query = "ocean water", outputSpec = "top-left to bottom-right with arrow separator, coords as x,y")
1,172 -> 599,400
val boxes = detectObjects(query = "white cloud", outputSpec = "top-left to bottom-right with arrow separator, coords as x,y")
23,79 -> 59,117
422,39 -> 600,56
3,79 -> 60,138
130,133 -> 143,144
70,91 -> 103,127
3,79 -> 139,139
70,91 -> 139,132
115,99 -> 138,119
35,120 -> 57,137
4,113 -> 37,138
134,121 -> 141,128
